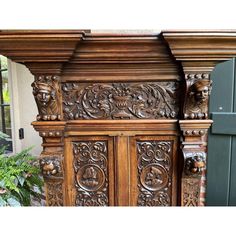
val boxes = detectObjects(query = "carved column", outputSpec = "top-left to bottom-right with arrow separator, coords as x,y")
179,120 -> 212,206
180,71 -> 213,206
31,74 -> 66,206
178,71 -> 213,206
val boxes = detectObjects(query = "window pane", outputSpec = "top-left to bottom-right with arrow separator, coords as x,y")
0,55 -> 12,152
0,55 -> 8,70
2,70 -> 10,104
4,105 -> 11,137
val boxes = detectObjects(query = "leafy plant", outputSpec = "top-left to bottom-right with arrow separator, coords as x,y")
0,132 -> 44,206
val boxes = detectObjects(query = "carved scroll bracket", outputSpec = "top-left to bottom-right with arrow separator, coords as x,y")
179,120 -> 212,206
32,75 -> 63,121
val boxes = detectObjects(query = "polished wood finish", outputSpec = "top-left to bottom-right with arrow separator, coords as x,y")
1,30 -> 236,206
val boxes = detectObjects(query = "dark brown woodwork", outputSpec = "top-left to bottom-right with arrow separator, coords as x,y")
1,30 -> 236,206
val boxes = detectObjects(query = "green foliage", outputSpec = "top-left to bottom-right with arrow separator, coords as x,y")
0,132 -> 44,206
3,87 -> 10,103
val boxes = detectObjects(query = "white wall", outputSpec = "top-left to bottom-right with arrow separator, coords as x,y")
8,60 -> 42,156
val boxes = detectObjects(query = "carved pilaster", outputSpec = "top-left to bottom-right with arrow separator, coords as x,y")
32,75 -> 63,121
183,73 -> 212,119
179,120 -> 212,206
32,121 -> 66,206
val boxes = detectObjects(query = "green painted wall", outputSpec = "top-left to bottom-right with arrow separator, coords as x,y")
207,58 -> 236,206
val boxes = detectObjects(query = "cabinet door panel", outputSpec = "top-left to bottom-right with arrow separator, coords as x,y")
65,136 -> 114,206
130,136 -> 178,206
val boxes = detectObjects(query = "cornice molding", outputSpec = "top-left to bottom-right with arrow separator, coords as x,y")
1,30 -> 236,76
162,30 -> 236,73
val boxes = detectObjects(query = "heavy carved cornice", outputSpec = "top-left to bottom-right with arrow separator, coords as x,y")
0,30 -> 86,74
0,30 -> 236,77
162,30 -> 236,73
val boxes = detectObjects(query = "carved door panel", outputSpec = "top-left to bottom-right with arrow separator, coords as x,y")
64,133 -> 178,206
130,136 -> 178,206
65,136 -> 115,206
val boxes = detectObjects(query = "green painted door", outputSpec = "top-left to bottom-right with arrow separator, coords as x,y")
206,58 -> 236,206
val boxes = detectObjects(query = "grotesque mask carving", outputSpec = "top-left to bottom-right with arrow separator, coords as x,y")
185,152 -> 206,176
32,76 -> 62,121
184,79 -> 212,119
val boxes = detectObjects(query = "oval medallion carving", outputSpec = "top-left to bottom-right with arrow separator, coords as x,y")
140,164 -> 168,191
76,164 -> 105,192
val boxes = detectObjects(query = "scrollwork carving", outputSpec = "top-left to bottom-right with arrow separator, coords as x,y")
184,78 -> 212,119
62,82 -> 180,120
182,178 -> 200,206
73,141 -> 109,206
47,182 -> 64,206
137,141 -> 172,206
32,75 -> 62,121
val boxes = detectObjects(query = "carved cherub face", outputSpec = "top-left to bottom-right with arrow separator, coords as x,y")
191,79 -> 212,103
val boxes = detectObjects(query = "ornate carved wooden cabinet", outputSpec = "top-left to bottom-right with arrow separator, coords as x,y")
1,30 -> 236,206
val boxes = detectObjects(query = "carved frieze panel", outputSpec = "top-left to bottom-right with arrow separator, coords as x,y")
62,82 -> 180,120
32,75 -> 63,121
73,141 -> 109,206
184,74 -> 212,119
136,140 -> 173,206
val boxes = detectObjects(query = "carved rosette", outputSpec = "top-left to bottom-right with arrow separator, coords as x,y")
39,155 -> 64,206
73,141 -> 109,206
184,73 -> 212,119
136,141 -> 173,206
32,75 -> 63,121
62,82 -> 180,120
